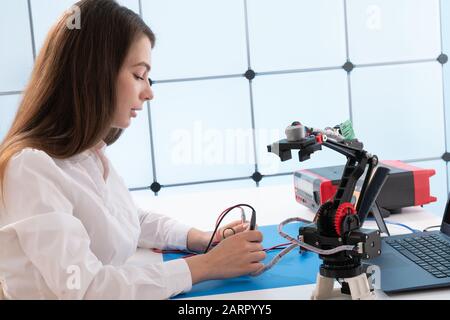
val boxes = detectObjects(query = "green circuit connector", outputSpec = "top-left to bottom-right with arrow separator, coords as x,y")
340,120 -> 356,140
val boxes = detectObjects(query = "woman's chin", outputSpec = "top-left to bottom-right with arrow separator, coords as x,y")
111,119 -> 131,130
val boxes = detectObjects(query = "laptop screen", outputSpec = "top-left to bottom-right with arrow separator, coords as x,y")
440,196 -> 450,236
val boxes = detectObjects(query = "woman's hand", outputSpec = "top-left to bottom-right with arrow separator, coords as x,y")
186,220 -> 252,253
185,230 -> 266,284
213,220 -> 250,243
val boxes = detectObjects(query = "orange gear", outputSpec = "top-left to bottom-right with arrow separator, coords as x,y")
334,202 -> 356,236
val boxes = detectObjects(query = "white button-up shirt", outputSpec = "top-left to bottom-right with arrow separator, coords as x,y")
0,142 -> 193,299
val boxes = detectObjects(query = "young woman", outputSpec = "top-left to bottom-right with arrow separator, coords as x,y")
0,0 -> 265,299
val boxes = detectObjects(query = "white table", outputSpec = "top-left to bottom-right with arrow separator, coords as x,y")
130,184 -> 448,300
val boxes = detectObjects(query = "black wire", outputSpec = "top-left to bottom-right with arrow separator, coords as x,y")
423,225 -> 441,232
203,204 -> 256,254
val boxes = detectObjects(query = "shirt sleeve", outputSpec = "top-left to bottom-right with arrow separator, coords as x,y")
0,149 -> 192,299
137,208 -> 192,251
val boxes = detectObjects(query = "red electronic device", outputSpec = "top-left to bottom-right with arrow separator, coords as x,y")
294,160 -> 436,216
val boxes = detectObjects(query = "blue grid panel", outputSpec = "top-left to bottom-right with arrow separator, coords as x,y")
442,0 -> 450,152
347,0 -> 441,64
443,0 -> 450,54
105,106 -> 153,190
252,70 -> 350,175
150,78 -> 255,185
410,159 -> 448,217
157,179 -> 256,196
0,95 -> 21,142
141,0 -> 248,80
0,0 -> 34,92
352,62 -> 445,160
246,0 -> 346,72
31,0 -> 140,54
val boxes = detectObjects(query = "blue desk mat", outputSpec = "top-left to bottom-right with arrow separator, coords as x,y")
164,223 -> 321,299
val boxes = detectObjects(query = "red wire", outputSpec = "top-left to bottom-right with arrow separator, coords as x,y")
153,206 -> 297,258
264,243 -> 291,252
215,205 -> 244,226
154,242 -> 293,257
152,241 -> 220,256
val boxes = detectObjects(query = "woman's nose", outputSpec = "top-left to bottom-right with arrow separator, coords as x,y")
141,78 -> 154,101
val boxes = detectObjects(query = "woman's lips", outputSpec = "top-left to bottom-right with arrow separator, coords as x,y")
131,108 -> 142,118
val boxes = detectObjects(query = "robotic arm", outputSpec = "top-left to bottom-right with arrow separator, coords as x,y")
268,121 -> 389,286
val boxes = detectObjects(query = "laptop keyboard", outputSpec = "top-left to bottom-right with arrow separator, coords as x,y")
386,234 -> 450,279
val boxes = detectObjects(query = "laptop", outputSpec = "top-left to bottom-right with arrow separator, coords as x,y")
369,196 -> 450,293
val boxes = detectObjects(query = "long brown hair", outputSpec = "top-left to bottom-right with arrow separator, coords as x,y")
0,0 -> 155,198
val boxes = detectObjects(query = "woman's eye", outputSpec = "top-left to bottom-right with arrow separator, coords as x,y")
134,75 -> 144,81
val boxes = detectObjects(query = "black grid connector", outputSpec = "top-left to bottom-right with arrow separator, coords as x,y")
245,69 -> 256,80
438,53 -> 448,65
442,152 -> 450,162
150,182 -> 162,193
251,171 -> 263,183
342,61 -> 354,73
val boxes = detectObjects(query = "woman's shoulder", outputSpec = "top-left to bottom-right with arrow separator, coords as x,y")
10,147 -> 56,166
1,148 -> 75,223
6,148 -> 67,180
3,148 -> 74,203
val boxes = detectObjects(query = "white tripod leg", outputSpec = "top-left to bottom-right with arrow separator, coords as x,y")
344,273 -> 377,300
311,273 -> 342,300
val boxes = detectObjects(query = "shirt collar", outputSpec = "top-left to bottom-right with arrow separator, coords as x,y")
93,140 -> 107,152
65,140 -> 106,163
